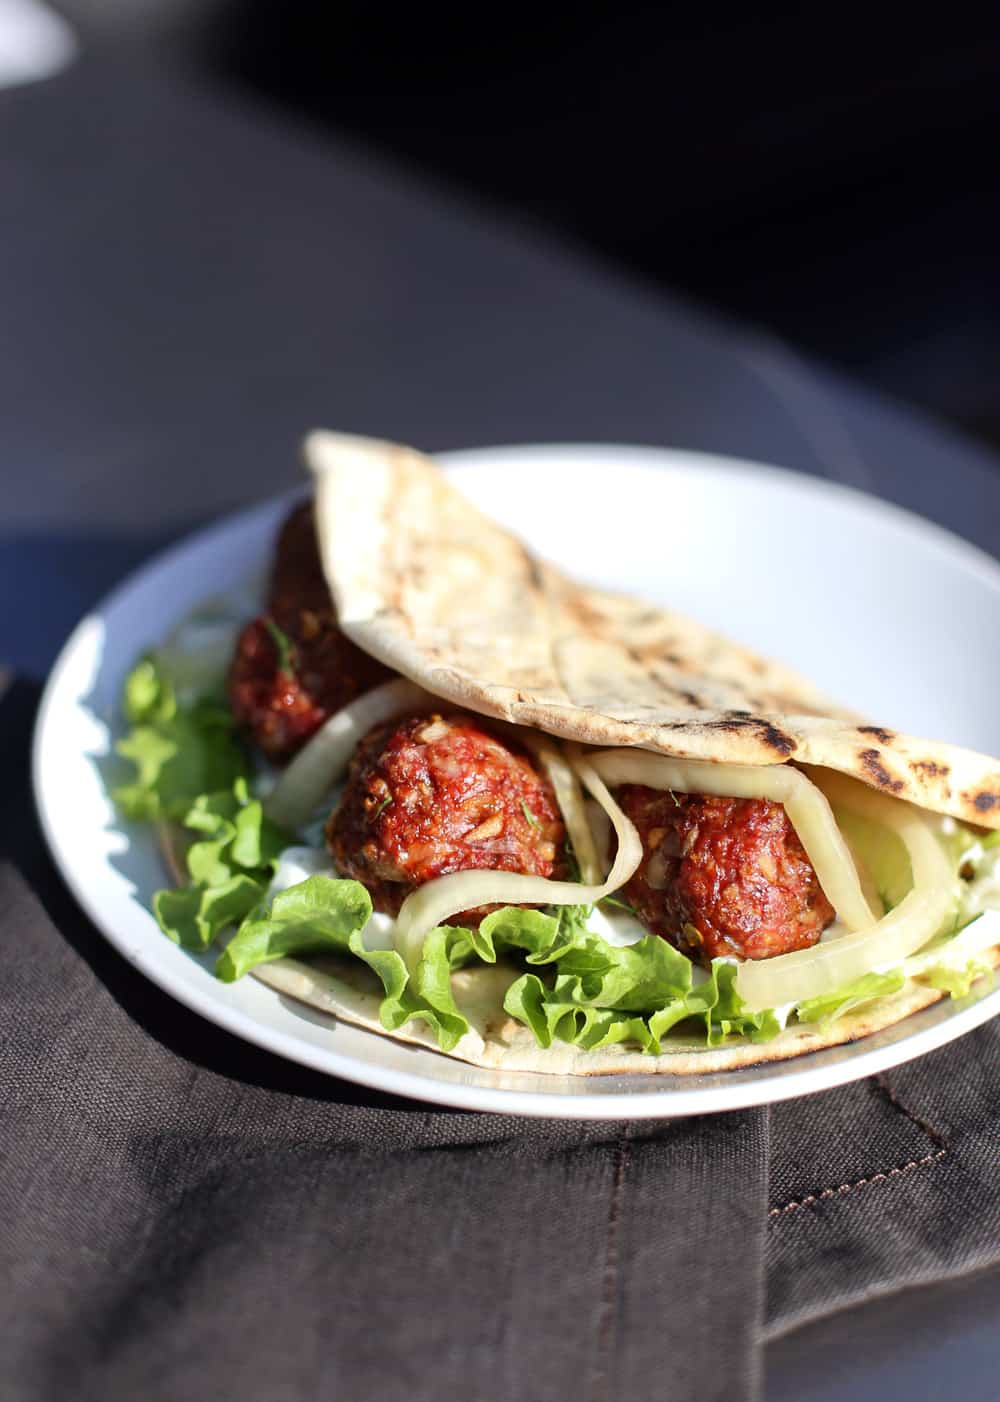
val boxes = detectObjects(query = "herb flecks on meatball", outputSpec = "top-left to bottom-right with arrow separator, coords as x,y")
617,787 -> 834,962
326,713 -> 565,922
228,501 -> 391,762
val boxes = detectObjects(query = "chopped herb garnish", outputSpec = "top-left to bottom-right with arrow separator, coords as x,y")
521,800 -> 540,829
264,617 -> 296,674
372,794 -> 393,820
668,789 -> 682,808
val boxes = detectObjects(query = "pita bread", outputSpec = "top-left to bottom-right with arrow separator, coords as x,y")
307,430 -> 1000,830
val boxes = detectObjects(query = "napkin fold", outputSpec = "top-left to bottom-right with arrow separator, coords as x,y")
2,679 -> 997,1402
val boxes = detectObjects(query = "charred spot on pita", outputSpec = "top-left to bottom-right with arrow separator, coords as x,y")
749,719 -> 795,755
699,717 -> 795,755
911,759 -> 950,779
859,748 -> 905,792
858,725 -> 896,744
972,791 -> 999,813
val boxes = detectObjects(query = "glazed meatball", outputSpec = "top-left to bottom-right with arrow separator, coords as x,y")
228,500 -> 391,761
617,787 -> 834,962
326,713 -> 565,921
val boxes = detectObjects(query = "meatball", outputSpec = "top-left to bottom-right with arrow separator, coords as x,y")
617,787 -> 834,962
268,499 -> 333,623
228,500 -> 391,761
327,713 -> 565,921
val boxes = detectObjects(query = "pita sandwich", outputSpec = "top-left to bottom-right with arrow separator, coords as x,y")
137,432 -> 1000,1075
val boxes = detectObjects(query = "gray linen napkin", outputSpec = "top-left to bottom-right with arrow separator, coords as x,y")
2,678 -> 997,1402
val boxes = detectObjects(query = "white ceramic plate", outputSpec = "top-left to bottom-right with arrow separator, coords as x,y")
33,446 -> 1000,1117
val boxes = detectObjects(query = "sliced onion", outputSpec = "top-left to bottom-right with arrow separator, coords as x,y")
392,754 -> 642,971
586,799 -> 612,873
583,750 -> 878,932
518,736 -> 602,883
843,835 -> 884,922
263,678 -> 435,831
735,772 -> 957,1011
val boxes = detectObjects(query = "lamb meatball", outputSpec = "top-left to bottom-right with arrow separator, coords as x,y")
228,500 -> 391,761
327,713 -> 565,920
617,787 -> 834,962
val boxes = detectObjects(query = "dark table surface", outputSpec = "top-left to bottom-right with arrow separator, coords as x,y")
2,55 -> 998,1402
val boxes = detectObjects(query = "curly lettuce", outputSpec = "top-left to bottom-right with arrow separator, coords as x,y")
217,876 -> 479,1050
113,655 -> 248,821
152,778 -> 290,950
209,880 -> 996,1055
211,890 -> 781,1052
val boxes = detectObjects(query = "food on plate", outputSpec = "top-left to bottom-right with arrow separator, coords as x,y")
327,712 -> 565,918
113,431 -> 1000,1075
228,500 -> 391,760
616,789 -> 834,961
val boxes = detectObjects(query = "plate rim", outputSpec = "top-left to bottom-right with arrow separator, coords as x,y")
32,443 -> 1000,1118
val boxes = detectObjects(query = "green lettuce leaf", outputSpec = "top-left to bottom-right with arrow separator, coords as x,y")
795,969 -> 906,1028
476,904 -> 594,964
375,924 -> 475,1050
216,876 -> 476,1051
483,908 -> 779,1052
154,875 -> 264,951
216,875 -> 373,979
917,961 -> 993,998
153,777 -> 291,949
547,902 -> 595,943
386,906 -> 573,1048
113,654 -> 248,821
